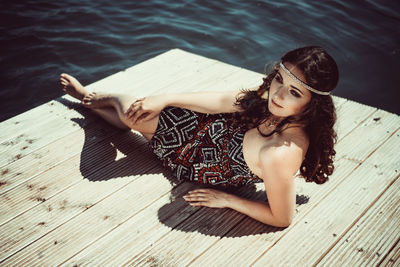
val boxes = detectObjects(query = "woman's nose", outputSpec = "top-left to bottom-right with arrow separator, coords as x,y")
275,85 -> 287,99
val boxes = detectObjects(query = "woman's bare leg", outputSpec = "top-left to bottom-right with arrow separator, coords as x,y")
91,107 -> 130,130
59,73 -> 159,140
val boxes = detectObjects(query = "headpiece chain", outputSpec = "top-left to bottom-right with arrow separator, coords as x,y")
279,62 -> 330,95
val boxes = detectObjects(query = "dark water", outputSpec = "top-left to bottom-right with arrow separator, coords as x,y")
1,0 -> 399,122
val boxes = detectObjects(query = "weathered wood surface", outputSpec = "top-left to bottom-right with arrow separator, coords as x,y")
0,49 -> 399,266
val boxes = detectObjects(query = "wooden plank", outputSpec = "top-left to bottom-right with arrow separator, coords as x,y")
152,58 -> 249,95
0,101 -> 69,142
0,135 -> 157,262
302,108 -> 399,202
89,49 -> 219,97
379,238 -> 400,266
83,48 -> 219,95
0,118 -> 119,195
251,126 -> 399,266
125,55 -> 263,98
316,176 -> 400,266
0,167 -> 174,266
126,186 -> 266,267
335,109 -> 399,162
189,107 -> 398,266
0,103 -> 88,167
61,182 -> 198,266
332,95 -> 347,108
187,160 -> 358,266
334,99 -> 377,141
0,131 -> 148,225
63,176 -> 265,265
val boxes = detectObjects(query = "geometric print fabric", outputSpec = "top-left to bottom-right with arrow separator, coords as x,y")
149,107 -> 263,187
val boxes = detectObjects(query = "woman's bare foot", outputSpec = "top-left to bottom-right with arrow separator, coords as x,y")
82,92 -> 114,109
60,73 -> 113,109
59,73 -> 89,101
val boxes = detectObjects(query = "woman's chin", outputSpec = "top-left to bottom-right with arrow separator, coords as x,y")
269,104 -> 284,117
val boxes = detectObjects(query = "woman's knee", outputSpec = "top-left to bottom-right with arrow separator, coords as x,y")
113,95 -> 136,114
111,95 -> 159,135
129,114 -> 160,136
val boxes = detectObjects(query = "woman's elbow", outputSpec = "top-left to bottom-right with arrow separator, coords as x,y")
272,214 -> 293,228
275,218 -> 292,228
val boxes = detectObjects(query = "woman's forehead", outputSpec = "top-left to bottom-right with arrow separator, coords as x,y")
280,62 -> 306,83
279,62 -> 312,97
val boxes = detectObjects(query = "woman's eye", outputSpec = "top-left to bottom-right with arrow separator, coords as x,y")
274,75 -> 282,83
290,90 -> 301,98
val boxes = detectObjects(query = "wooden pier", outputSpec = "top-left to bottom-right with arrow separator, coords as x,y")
0,49 -> 399,266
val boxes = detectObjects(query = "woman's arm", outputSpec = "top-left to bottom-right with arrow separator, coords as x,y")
184,143 -> 302,227
226,165 -> 296,228
162,90 -> 244,114
125,88 -> 258,124
184,187 -> 292,227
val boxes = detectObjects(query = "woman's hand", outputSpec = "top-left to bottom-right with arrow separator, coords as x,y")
125,95 -> 166,124
183,188 -> 232,208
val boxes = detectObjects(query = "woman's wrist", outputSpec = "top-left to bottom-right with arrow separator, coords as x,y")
156,94 -> 171,108
224,192 -> 240,209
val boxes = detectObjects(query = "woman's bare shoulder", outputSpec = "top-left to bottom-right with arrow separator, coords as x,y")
258,127 -> 308,178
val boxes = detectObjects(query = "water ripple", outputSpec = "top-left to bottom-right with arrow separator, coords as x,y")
0,0 -> 399,121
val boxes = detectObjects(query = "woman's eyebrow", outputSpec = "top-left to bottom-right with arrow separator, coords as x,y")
277,71 -> 305,96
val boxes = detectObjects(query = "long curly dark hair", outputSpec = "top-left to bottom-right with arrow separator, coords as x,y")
233,46 -> 339,184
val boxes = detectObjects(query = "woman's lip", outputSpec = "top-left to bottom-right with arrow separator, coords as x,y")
272,99 -> 283,108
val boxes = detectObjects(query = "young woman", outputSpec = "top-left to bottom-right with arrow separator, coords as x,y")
59,46 -> 338,227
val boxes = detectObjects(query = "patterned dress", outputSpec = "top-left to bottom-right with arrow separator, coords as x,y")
149,107 -> 263,187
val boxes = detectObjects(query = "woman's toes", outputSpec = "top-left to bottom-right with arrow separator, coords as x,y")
60,73 -> 68,80
59,75 -> 70,87
82,97 -> 91,105
82,93 -> 94,104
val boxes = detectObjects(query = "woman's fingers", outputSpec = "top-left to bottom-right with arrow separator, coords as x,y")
125,105 -> 133,117
186,189 -> 214,197
189,189 -> 208,193
125,103 -> 140,121
183,194 -> 207,201
125,98 -> 149,124
188,201 -> 207,207
131,106 -> 146,125
125,96 -> 165,124
125,106 -> 134,120
185,190 -> 207,197
125,98 -> 141,116
183,188 -> 228,209
183,190 -> 212,205
183,194 -> 209,207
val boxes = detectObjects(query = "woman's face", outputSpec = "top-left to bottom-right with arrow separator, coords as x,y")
266,62 -> 312,117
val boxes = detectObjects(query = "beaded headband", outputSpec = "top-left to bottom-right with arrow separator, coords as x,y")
279,62 -> 330,95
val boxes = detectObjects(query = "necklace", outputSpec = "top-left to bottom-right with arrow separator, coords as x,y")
264,117 -> 280,127
264,119 -> 279,127
256,119 -> 279,137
